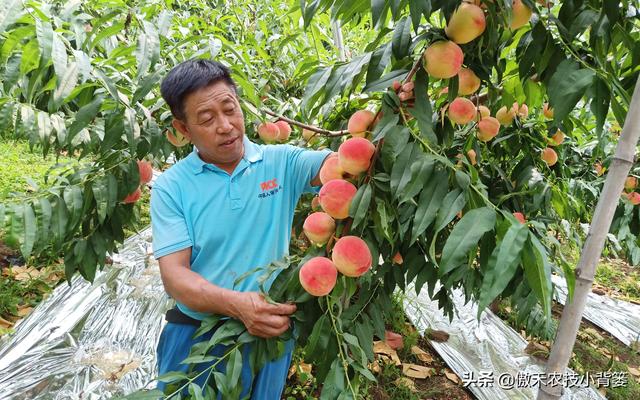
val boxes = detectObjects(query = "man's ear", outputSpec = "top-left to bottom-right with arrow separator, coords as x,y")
172,119 -> 191,140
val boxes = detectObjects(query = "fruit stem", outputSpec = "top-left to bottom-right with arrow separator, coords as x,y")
262,109 -> 350,137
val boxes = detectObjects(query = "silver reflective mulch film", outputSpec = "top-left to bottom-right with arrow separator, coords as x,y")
0,228 -> 172,399
552,275 -> 640,347
403,284 -> 606,400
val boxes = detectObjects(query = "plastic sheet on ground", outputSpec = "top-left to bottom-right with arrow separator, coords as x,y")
0,228 -> 172,399
403,284 -> 606,400
552,275 -> 640,347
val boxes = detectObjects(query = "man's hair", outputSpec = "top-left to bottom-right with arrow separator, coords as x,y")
160,59 -> 237,120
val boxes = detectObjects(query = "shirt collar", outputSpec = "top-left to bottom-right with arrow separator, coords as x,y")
187,136 -> 263,174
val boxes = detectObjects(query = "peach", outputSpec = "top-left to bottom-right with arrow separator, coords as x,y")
303,212 -> 336,245
478,105 -> 490,118
511,0 -> 532,29
299,257 -> 338,296
477,117 -> 500,141
448,97 -> 477,125
257,122 -> 280,143
392,252 -> 403,265
627,192 -> 640,206
311,196 -> 321,211
445,3 -> 486,44
331,236 -> 372,277
338,137 -> 376,175
513,212 -> 526,224
275,120 -> 291,141
467,149 -> 477,165
541,148 -> 558,166
302,128 -> 318,144
123,187 -> 141,204
458,67 -> 481,95
319,179 -> 357,219
320,153 -> 348,184
348,110 -> 376,137
549,130 -> 565,146
496,105 -> 516,126
392,80 -> 402,91
543,103 -> 554,119
594,162 -> 605,177
625,176 -> 637,191
517,103 -> 529,118
423,41 -> 464,79
137,160 -> 153,184
166,130 -> 190,147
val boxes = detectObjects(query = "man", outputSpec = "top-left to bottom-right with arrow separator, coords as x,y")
151,59 -> 331,398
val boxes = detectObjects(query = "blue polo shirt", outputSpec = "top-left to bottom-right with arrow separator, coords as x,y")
151,136 -> 331,320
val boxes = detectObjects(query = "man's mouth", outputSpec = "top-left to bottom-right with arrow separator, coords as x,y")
220,137 -> 238,147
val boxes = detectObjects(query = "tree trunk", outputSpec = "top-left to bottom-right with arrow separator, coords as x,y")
538,76 -> 640,399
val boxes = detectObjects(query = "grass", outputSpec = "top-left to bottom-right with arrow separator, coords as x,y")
0,139 -> 77,199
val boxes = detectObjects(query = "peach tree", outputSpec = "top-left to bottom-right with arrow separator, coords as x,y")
1,0 -> 639,399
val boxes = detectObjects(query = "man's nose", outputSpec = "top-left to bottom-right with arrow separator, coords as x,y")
217,116 -> 233,134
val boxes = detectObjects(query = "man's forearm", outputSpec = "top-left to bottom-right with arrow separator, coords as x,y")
161,265 -> 241,318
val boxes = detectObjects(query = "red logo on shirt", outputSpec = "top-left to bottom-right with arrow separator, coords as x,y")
260,178 -> 278,191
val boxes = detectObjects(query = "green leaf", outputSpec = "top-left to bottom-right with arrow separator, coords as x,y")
132,68 -> 163,104
320,359 -> 346,400
124,106 -> 140,151
53,62 -> 78,108
477,221 -> 529,315
363,69 -> 409,93
400,156 -> 435,204
371,0 -> 386,27
302,67 -> 332,111
390,142 -> 419,198
51,197 -> 68,246
590,76 -> 610,137
391,17 -> 411,60
408,68 -> 436,144
439,207 -> 496,275
67,95 -> 103,140
434,189 -> 466,233
521,235 -> 553,318
349,184 -> 372,230
35,18 -> 54,67
226,347 -> 243,393
116,389 -> 166,400
51,31 -> 68,78
0,0 -> 24,35
370,106 -> 400,141
411,167 -> 448,243
548,60 -> 595,123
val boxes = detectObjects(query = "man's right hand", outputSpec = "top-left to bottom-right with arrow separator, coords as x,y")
228,292 -> 297,338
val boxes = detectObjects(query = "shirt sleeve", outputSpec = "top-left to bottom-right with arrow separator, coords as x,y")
284,145 -> 332,197
150,183 -> 192,259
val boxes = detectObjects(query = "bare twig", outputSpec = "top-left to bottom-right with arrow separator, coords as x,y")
262,109 -> 349,137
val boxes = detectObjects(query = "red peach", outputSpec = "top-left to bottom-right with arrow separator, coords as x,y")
319,179 -> 357,220
392,252 -> 404,265
275,120 -> 291,142
513,212 -> 526,224
445,3 -> 486,44
541,148 -> 558,166
338,137 -> 376,175
331,236 -> 372,277
257,122 -> 280,143
477,117 -> 500,141
423,41 -> 464,79
496,105 -> 516,126
311,196 -> 321,211
137,160 -> 153,185
166,130 -> 190,147
123,187 -> 141,204
549,130 -> 565,146
458,67 -> 481,95
467,149 -> 477,166
478,105 -> 491,118
319,153 -> 348,184
303,212 -> 336,245
511,0 -> 532,29
348,110 -> 376,137
595,162 -> 605,177
625,176 -> 637,191
543,103 -> 554,119
299,257 -> 338,296
448,97 -> 477,125
627,192 -> 640,205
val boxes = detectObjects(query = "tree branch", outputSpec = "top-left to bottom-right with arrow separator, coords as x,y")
262,109 -> 349,137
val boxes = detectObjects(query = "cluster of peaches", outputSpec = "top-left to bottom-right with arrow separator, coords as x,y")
624,176 -> 640,205
298,111 -> 379,297
123,160 -> 154,204
422,1 -> 561,167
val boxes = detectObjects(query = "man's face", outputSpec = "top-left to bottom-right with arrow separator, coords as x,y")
173,80 -> 245,171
